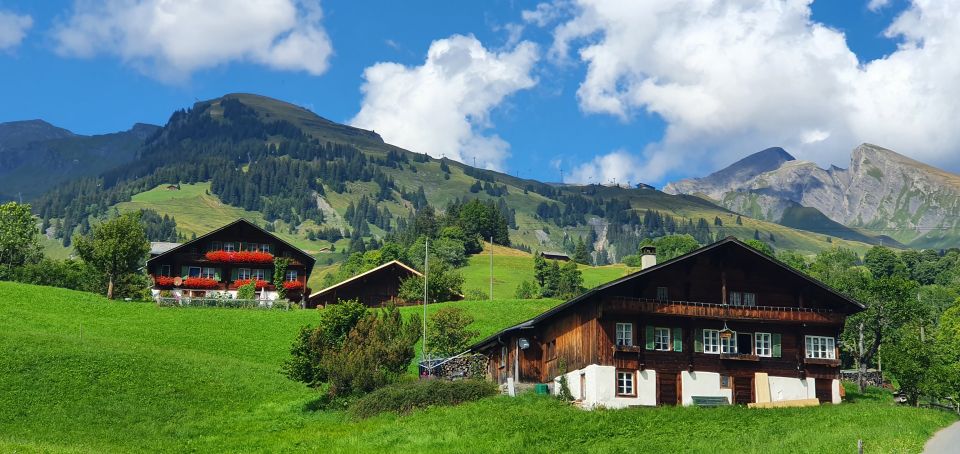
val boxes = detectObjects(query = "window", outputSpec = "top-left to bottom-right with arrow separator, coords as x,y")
729,291 -> 742,306
245,242 -> 258,252
654,327 -> 672,351
251,269 -> 266,280
260,243 -> 272,253
188,266 -> 201,277
743,292 -> 756,306
615,323 -> 633,346
238,268 -> 252,280
545,340 -> 557,360
755,333 -> 772,357
211,241 -> 222,251
721,332 -> 738,354
656,286 -> 669,301
285,269 -> 298,282
616,370 -> 636,396
201,267 -> 217,279
703,329 -> 720,354
224,242 -> 236,252
805,336 -> 836,359
500,345 -> 507,368
720,374 -> 732,389
159,265 -> 171,277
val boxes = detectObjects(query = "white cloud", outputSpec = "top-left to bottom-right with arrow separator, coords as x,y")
567,149 -> 643,185
351,35 -> 538,170
0,10 -> 33,51
542,0 -> 960,182
867,0 -> 892,12
53,0 -> 333,82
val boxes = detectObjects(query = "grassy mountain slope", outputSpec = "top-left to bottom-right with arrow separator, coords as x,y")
2,282 -> 953,452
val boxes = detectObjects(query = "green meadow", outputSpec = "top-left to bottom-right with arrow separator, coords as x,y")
1,282 -> 954,453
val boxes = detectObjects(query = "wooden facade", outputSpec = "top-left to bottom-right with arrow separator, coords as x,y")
307,260 -> 425,308
473,238 -> 863,406
146,219 -> 315,301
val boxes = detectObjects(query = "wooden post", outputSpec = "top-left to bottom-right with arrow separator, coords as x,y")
721,271 -> 727,305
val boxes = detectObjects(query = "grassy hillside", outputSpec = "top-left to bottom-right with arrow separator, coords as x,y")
1,283 -> 955,452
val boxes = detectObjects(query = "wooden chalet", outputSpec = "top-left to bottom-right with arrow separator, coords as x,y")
308,260 -> 423,308
146,219 -> 315,302
470,237 -> 864,408
540,251 -> 571,262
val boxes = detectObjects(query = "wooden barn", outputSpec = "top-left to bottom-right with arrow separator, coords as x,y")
470,237 -> 864,408
308,260 -> 422,308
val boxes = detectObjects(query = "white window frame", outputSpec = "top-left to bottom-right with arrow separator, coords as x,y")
721,332 -> 738,354
160,265 -> 172,277
755,332 -> 772,357
285,269 -> 298,282
188,266 -> 202,278
238,268 -> 252,280
211,241 -> 222,251
654,327 -> 672,351
201,267 -> 217,279
615,323 -> 633,347
260,243 -> 272,253
805,335 -> 836,359
251,269 -> 266,280
616,370 -> 636,396
729,291 -> 742,306
224,242 -> 236,252
743,292 -> 757,307
656,286 -> 669,301
703,329 -> 720,354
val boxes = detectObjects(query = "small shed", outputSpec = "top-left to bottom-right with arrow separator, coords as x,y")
308,260 -> 421,308
540,251 -> 571,262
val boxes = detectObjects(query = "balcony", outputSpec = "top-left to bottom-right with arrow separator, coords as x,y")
720,353 -> 760,361
606,296 -> 844,324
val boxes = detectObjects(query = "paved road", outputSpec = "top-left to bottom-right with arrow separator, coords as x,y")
925,421 -> 960,453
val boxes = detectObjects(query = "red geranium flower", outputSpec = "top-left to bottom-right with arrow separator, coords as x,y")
233,279 -> 270,289
182,277 -> 220,289
205,250 -> 274,264
282,281 -> 304,291
154,276 -> 175,287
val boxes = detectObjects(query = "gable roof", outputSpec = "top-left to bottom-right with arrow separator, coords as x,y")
470,236 -> 865,351
308,260 -> 421,300
146,218 -> 316,274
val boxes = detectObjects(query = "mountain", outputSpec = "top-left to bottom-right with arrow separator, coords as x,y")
664,147 -> 795,200
28,94 -> 871,267
665,143 -> 960,248
0,120 -> 159,201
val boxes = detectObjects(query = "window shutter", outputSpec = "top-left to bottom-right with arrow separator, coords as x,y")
672,327 -> 682,352
214,268 -> 221,281
694,328 -> 703,353
230,268 -> 238,281
180,266 -> 189,278
645,325 -> 655,350
772,333 -> 782,358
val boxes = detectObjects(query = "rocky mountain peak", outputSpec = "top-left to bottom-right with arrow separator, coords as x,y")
663,146 -> 794,199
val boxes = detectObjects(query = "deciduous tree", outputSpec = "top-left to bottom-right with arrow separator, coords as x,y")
73,213 -> 149,299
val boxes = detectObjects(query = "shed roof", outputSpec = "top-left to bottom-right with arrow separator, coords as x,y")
308,260 -> 421,300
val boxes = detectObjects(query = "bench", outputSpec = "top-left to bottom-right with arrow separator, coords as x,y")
691,396 -> 730,407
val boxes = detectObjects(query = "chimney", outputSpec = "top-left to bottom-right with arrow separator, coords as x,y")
640,246 -> 657,270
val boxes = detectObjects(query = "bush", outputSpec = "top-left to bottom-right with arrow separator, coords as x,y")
427,307 -> 478,357
464,288 -> 488,300
237,281 -> 256,299
283,299 -> 368,386
349,379 -> 497,419
514,280 -> 539,299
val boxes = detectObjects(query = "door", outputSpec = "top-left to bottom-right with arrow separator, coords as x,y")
734,376 -> 753,405
579,373 -> 586,401
815,378 -> 833,403
658,372 -> 678,405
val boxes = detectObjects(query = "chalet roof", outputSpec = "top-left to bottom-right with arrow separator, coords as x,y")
470,236 -> 865,351
146,218 -> 316,274
150,242 -> 181,256
308,260 -> 421,300
540,251 -> 570,259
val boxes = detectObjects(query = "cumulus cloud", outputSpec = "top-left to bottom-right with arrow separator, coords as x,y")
53,0 -> 333,81
867,0 -> 892,12
351,35 -> 538,170
543,0 -> 960,183
0,10 -> 33,51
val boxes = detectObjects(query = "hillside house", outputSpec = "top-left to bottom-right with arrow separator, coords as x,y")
307,260 -> 423,308
470,237 -> 864,408
147,219 -> 315,302
540,251 -> 571,262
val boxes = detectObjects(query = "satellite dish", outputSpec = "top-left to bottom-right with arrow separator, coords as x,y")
173,276 -> 183,287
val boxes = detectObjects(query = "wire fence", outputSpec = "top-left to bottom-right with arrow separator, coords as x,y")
156,297 -> 296,310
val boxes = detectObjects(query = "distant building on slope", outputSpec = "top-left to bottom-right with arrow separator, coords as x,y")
146,219 -> 315,302
539,251 -> 571,262
307,260 -> 424,308
470,237 -> 864,408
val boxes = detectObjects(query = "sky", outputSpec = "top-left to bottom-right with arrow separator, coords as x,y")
1,0 -> 958,187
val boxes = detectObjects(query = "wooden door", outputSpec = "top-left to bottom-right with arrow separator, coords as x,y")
734,376 -> 753,405
658,372 -> 678,405
815,379 -> 832,403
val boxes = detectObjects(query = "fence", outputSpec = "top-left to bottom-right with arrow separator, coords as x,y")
156,297 -> 295,310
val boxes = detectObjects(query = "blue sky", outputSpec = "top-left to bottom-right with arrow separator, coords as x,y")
4,0 -> 958,187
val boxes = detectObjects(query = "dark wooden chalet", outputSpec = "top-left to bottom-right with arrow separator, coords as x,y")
307,260 -> 422,308
471,237 -> 864,408
146,219 -> 315,301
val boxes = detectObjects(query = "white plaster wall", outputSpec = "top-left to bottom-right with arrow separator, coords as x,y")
555,364 -> 656,409
680,371 -> 732,406
831,379 -> 841,404
768,376 -> 816,402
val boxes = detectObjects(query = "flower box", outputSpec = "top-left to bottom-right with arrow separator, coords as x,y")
233,279 -> 270,290
182,277 -> 220,289
282,281 -> 304,291
205,250 -> 274,264
153,276 -> 175,287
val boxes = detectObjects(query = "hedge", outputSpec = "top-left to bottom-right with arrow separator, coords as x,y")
349,379 -> 498,419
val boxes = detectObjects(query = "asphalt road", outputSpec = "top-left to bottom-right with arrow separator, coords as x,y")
924,421 -> 960,453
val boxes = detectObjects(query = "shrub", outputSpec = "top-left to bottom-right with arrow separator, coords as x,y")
349,379 -> 497,419
427,307 -> 478,357
283,299 -> 368,386
236,281 -> 256,299
514,280 -> 539,299
464,288 -> 487,300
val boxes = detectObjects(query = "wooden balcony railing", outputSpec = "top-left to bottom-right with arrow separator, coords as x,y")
606,296 -> 844,324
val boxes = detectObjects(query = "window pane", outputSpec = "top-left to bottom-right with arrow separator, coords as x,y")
616,323 -> 633,346
657,287 -> 668,301
655,327 -> 671,351
744,293 -> 756,306
189,267 -> 201,277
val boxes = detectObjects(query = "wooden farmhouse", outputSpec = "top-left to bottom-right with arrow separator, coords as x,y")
470,237 -> 864,408
146,219 -> 315,302
308,260 -> 423,308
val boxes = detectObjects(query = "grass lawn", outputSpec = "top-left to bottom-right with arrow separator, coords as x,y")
1,282 -> 954,453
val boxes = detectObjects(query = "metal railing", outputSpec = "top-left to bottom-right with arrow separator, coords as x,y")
156,297 -> 294,310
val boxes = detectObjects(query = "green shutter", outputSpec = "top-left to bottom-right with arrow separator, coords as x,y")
694,328 -> 703,353
230,268 -> 238,281
673,328 -> 683,352
181,266 -> 189,278
772,333 -> 782,358
645,325 -> 655,350
214,268 -> 221,281
265,269 -> 273,281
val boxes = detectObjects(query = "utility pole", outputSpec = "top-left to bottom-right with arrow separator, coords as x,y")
489,236 -> 494,301
422,237 -> 429,374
